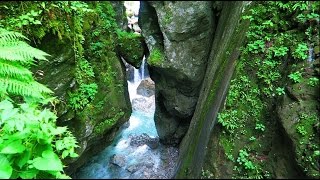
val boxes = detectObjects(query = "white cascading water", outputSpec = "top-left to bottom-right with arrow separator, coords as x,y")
128,56 -> 148,102
75,55 -> 162,179
141,57 -> 145,80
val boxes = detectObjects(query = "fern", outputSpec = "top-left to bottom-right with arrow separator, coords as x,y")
0,28 -> 53,99
0,29 -> 50,62
0,60 -> 33,81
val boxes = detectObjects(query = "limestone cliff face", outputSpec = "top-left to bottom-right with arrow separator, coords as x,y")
139,1 -> 215,145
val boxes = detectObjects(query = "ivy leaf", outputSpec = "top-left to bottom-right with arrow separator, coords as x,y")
17,150 -> 32,169
33,20 -> 42,25
0,99 -> 13,111
42,149 -> 55,159
32,154 -> 63,171
51,126 -> 67,135
0,140 -> 25,154
0,154 -> 12,179
19,169 -> 38,179
62,150 -> 69,159
55,140 -> 63,151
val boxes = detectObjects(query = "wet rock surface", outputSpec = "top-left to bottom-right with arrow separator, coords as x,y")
129,133 -> 159,149
75,132 -> 179,179
137,77 -> 155,97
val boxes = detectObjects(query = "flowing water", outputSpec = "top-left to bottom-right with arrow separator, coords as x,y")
74,57 -> 178,179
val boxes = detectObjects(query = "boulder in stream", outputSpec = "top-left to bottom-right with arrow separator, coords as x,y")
110,154 -> 126,168
136,77 -> 155,97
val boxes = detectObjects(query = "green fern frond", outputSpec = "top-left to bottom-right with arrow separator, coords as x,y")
0,28 -> 53,99
0,39 -> 50,62
0,59 -> 33,81
0,77 -> 53,98
0,28 -> 29,43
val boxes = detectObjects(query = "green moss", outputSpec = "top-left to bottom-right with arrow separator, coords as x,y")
294,113 -> 320,178
163,8 -> 173,25
148,48 -> 165,66
94,111 -> 125,135
117,31 -> 144,67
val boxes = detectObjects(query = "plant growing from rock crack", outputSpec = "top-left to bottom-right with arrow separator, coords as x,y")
288,71 -> 302,83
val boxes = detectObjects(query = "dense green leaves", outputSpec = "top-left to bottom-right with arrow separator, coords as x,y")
217,1 -> 319,179
0,140 -> 25,154
0,99 -> 79,179
0,154 -> 12,179
0,27 -> 79,179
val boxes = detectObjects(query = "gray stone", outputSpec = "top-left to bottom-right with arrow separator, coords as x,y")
136,77 -> 155,97
126,164 -> 139,173
110,154 -> 126,168
146,136 -> 159,149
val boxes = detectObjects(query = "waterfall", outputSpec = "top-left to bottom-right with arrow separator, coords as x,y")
307,45 -> 314,63
133,66 -> 141,83
141,56 -> 145,79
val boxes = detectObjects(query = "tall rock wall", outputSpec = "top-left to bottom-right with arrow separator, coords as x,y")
27,2 -> 135,174
139,1 -> 215,145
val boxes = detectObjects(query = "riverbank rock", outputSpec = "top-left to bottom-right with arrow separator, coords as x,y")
110,154 -> 127,167
137,77 -> 155,97
129,133 -> 159,149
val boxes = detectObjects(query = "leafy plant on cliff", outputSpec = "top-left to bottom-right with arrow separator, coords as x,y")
68,83 -> 98,111
148,48 -> 164,66
217,1 -> 319,179
0,29 -> 79,179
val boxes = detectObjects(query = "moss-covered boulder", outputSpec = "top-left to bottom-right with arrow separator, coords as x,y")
116,32 -> 146,68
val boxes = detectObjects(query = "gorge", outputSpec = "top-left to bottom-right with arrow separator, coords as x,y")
0,1 -> 319,179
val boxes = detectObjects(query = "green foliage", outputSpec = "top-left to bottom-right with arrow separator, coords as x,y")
247,40 -> 265,53
249,136 -> 256,141
272,46 -> 288,57
256,59 -> 281,96
308,77 -> 319,87
288,71 -> 302,83
148,48 -> 164,66
0,99 -> 78,179
94,111 -> 124,135
201,169 -> 214,179
0,28 -> 52,100
275,87 -> 285,96
0,28 -> 79,179
68,83 -> 98,111
297,125 -> 307,136
218,1 -> 319,179
255,123 -> 265,132
15,10 -> 42,27
293,43 -> 309,60
236,149 -> 255,170
217,110 -> 238,134
294,113 -> 320,178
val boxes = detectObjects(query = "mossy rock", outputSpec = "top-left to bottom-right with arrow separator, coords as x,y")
147,48 -> 165,67
117,33 -> 146,68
